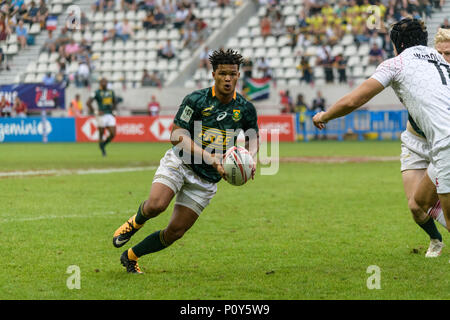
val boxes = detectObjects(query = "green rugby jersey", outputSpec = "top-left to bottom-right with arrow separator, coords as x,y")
91,89 -> 115,114
173,86 -> 259,183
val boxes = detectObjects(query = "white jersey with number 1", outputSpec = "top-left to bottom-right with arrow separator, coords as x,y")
370,45 -> 450,193
370,45 -> 450,148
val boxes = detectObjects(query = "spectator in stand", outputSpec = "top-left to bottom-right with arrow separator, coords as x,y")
13,96 -> 27,117
15,19 -> 28,50
42,30 -> 56,52
147,95 -> 160,116
280,90 -> 294,114
158,39 -> 175,59
162,0 -> 177,21
295,93 -> 309,137
22,1 -> 39,27
297,56 -> 313,84
368,42 -> 384,65
216,0 -> 230,7
0,96 -> 12,117
68,94 -> 83,117
80,12 -> 89,32
298,9 -> 308,32
0,46 -> 4,71
142,11 -> 155,30
316,44 -> 331,66
256,57 -> 272,79
305,0 -> 326,15
260,14 -> 271,39
122,0 -> 137,11
11,0 -> 24,16
173,4 -> 189,29
141,69 -> 162,87
76,60 -> 90,87
312,90 -> 326,139
194,17 -> 208,43
0,12 -> 10,50
441,18 -> 449,29
65,38 -> 80,62
333,53 -> 347,83
295,31 -> 311,55
37,0 -> 48,29
116,19 -> 134,42
323,53 -> 334,83
241,57 -> 253,80
369,31 -> 383,49
382,32 -> 395,58
272,11 -> 285,39
43,72 -> 55,85
199,46 -> 212,70
354,27 -> 371,45
153,6 -> 166,29
182,26 -> 198,50
312,90 -> 325,113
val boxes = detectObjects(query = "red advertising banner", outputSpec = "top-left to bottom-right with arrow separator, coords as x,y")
75,116 -> 174,142
257,114 -> 296,142
75,115 -> 296,142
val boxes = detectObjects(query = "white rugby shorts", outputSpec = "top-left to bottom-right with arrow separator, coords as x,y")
400,130 -> 430,172
429,137 -> 450,194
97,114 -> 116,128
152,148 -> 217,215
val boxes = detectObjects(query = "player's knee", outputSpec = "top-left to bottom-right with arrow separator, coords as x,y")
412,193 -> 430,213
164,226 -> 186,244
408,197 -> 428,223
143,200 -> 168,217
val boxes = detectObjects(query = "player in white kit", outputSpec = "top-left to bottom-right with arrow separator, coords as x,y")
398,28 -> 450,257
312,19 -> 450,252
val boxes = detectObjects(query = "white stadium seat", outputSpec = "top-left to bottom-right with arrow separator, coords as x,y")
26,62 -> 37,73
266,47 -> 279,59
252,37 -> 264,48
254,47 -> 266,58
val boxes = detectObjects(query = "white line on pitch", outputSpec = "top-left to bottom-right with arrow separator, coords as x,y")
0,166 -> 158,178
0,209 -> 135,224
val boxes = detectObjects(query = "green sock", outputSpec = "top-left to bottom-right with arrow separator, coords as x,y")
131,230 -> 169,258
419,217 -> 442,242
134,201 -> 149,225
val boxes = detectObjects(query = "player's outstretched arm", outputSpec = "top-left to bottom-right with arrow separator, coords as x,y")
312,78 -> 385,129
171,124 -> 226,178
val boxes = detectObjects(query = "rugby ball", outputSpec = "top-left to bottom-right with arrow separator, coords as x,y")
223,146 -> 254,186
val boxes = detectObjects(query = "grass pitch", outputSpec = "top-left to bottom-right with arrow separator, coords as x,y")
0,141 -> 449,300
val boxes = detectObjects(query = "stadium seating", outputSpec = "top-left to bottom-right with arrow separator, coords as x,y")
0,0 -> 72,79
188,0 -> 443,88
5,0 -> 447,90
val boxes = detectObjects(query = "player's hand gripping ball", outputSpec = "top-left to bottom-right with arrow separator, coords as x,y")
223,146 -> 254,186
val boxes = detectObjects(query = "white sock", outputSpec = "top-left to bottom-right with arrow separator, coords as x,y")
435,210 -> 447,229
427,201 -> 447,229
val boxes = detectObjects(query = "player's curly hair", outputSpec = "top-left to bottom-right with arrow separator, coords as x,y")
390,18 -> 428,54
208,49 -> 244,71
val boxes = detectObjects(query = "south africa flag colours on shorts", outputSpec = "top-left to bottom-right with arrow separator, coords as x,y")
243,77 -> 270,101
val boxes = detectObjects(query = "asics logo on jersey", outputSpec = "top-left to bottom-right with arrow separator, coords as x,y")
216,112 -> 227,121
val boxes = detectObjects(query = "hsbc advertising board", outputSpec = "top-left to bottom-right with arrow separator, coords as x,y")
75,116 -> 174,142
76,115 -> 295,143
257,115 -> 296,142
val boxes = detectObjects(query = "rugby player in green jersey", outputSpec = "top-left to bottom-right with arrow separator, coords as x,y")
86,78 -> 117,156
112,49 -> 260,273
